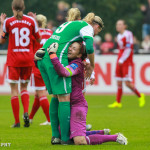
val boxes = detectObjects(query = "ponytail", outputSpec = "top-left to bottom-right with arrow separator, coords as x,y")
67,8 -> 81,21
83,13 -> 95,24
12,0 -> 25,19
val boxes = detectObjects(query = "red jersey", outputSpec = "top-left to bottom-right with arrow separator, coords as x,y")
32,28 -> 53,76
117,30 -> 133,65
3,15 -> 40,67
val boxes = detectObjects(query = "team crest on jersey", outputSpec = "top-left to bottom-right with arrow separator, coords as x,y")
70,63 -> 78,70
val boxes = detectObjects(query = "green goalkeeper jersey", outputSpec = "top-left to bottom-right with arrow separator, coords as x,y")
43,20 -> 94,65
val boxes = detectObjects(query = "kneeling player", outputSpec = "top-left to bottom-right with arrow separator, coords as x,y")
48,42 -> 128,145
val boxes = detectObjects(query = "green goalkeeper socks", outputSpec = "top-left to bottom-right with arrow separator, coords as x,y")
49,97 -> 60,138
59,102 -> 70,142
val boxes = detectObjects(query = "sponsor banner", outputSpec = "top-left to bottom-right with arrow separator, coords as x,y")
0,55 -> 150,93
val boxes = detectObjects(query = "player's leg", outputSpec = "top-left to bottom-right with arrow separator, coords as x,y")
50,95 -> 61,144
108,81 -> 123,108
86,129 -> 111,136
6,66 -> 20,127
57,94 -> 71,143
29,93 -> 40,123
20,67 -> 32,127
85,133 -> 127,145
30,72 -> 50,125
125,81 -> 145,107
124,65 -> 145,107
108,64 -> 123,108
10,83 -> 20,127
29,73 -> 40,122
37,90 -> 50,125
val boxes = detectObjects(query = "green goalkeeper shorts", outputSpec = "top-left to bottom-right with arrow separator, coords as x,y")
37,58 -> 72,95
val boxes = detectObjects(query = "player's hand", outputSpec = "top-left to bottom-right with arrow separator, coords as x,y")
47,42 -> 59,55
27,12 -> 36,19
89,78 -> 95,85
34,48 -> 45,60
118,59 -> 123,65
0,13 -> 7,24
85,64 -> 94,79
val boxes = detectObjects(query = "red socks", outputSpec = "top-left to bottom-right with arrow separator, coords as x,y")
116,86 -> 122,103
11,96 -> 20,124
21,90 -> 29,113
29,96 -> 40,119
39,96 -> 50,122
132,87 -> 141,97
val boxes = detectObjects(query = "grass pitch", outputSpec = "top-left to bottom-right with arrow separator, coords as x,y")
0,94 -> 150,150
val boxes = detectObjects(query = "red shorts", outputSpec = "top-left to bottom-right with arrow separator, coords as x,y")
115,63 -> 132,81
6,66 -> 32,83
31,73 -> 46,90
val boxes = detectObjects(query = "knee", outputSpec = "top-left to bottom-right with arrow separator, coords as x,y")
10,83 -> 18,97
125,81 -> 130,87
117,81 -> 122,87
73,136 -> 87,145
20,83 -> 28,91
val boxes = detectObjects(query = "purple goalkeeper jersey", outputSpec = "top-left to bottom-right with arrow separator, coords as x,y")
51,57 -> 88,107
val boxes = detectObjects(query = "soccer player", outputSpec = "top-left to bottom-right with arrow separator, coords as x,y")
66,7 -> 94,131
35,12 -> 104,143
0,0 -> 41,127
108,20 -> 145,108
28,13 -> 53,125
48,41 -> 128,145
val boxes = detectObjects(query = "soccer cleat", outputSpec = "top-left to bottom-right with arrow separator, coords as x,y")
104,129 -> 111,135
23,112 -> 30,127
108,101 -> 122,108
61,139 -> 74,145
86,124 -> 92,131
51,136 -> 61,145
116,133 -> 128,145
40,121 -> 51,126
138,93 -> 145,107
11,123 -> 20,128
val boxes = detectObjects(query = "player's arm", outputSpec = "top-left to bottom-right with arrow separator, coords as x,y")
118,46 -> 132,64
118,33 -> 133,64
80,26 -> 95,78
0,13 -> 7,44
32,17 -> 41,43
50,53 -> 80,77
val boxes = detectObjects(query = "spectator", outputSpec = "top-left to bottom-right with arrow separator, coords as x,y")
72,2 -> 86,18
133,36 -> 140,54
100,33 -> 114,54
56,1 -> 69,26
47,20 -> 57,31
140,0 -> 150,39
141,35 -> 150,53
93,35 -> 102,54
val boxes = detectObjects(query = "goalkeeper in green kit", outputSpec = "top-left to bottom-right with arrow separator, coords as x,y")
35,12 -> 104,144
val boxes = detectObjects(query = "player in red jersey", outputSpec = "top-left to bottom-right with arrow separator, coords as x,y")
0,0 -> 41,127
28,13 -> 53,125
108,20 -> 145,108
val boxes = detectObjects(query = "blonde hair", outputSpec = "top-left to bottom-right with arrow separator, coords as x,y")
67,8 -> 81,21
12,0 -> 25,20
83,12 -> 104,29
36,14 -> 47,28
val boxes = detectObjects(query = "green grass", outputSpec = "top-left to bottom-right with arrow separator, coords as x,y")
0,94 -> 150,150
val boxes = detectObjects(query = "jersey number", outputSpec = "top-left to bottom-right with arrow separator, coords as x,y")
12,27 -> 30,47
55,22 -> 72,33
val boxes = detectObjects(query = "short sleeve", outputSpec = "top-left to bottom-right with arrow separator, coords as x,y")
80,24 -> 94,39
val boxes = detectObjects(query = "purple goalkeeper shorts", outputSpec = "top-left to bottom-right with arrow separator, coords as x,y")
70,106 -> 88,139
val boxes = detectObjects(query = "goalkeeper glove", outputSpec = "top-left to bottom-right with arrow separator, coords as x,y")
34,48 -> 45,60
47,42 -> 59,55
